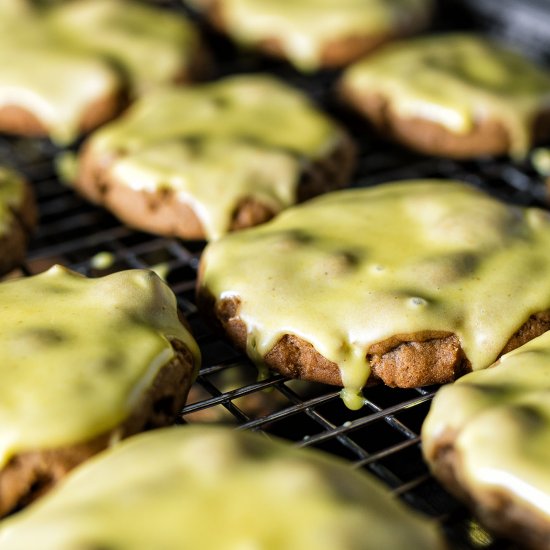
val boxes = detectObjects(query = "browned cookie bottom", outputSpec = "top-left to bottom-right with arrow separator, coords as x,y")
340,88 -> 550,159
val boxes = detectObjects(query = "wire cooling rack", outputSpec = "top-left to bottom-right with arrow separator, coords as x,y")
2,1 -> 549,548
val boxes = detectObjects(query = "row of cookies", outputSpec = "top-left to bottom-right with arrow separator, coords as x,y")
2,0 -> 550,158
4,30 -> 550,281
3,55 -> 550,266
13,41 -> 545,248
1,0 -> 544,273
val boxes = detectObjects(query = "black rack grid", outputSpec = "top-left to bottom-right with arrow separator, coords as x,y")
3,1 -> 550,548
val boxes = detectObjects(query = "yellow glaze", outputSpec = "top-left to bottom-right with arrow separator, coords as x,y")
0,266 -> 200,469
47,0 -> 200,95
342,34 -> 550,157
200,180 -> 550,409
88,75 -> 341,239
188,0 -> 431,71
90,251 -> 116,270
0,166 -> 25,234
422,330 -> 550,521
0,426 -> 444,550
0,13 -> 120,144
532,147 -> 550,176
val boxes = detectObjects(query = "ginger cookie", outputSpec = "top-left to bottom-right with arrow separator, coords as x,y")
340,34 -> 550,159
0,266 -> 200,516
0,9 -> 123,144
77,75 -> 355,240
198,180 -> 550,408
422,330 -> 550,549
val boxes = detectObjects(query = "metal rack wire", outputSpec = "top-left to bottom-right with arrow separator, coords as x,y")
2,1 -> 549,548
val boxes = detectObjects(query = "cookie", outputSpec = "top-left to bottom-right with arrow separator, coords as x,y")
0,11 -> 124,144
185,0 -> 433,72
0,265 -> 200,516
77,75 -> 355,240
422,330 -> 550,549
0,0 -> 205,144
0,426 -> 445,549
0,167 -> 37,277
340,34 -> 550,159
47,0 -> 207,96
198,180 -> 550,409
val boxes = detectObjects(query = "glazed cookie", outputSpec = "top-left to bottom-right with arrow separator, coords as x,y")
0,266 -> 200,516
340,34 -> 550,158
422,331 -> 550,549
0,167 -> 37,277
0,426 -> 445,549
0,12 -> 124,144
0,0 -> 205,144
198,180 -> 550,409
47,0 -> 206,96
77,75 -> 355,240
185,0 -> 433,72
